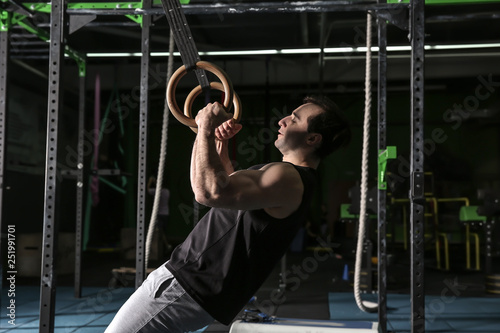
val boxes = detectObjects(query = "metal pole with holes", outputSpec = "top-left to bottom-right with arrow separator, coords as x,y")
377,5 -> 388,332
410,0 -> 425,331
135,0 -> 152,288
39,0 -> 66,331
0,13 -> 10,297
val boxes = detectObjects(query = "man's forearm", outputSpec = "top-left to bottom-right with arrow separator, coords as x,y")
191,134 -> 231,205
217,139 -> 235,175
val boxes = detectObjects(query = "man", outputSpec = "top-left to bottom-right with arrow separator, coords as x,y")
105,95 -> 350,333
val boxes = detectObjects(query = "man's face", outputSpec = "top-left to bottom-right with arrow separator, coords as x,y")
275,103 -> 323,154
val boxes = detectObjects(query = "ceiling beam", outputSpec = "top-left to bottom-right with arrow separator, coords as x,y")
65,1 -> 407,16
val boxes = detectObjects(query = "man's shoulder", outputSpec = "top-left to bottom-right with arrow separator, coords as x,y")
257,163 -> 302,186
259,163 -> 304,218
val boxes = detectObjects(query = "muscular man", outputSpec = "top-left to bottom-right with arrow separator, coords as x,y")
105,95 -> 350,333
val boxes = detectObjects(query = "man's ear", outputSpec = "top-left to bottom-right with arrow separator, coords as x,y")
307,133 -> 322,147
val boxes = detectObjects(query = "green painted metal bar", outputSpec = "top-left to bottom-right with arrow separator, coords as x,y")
388,0 -> 500,4
459,206 -> 487,222
23,0 -> 190,14
19,1 -> 183,30
10,13 -> 86,76
378,146 -> 397,190
0,10 -> 11,31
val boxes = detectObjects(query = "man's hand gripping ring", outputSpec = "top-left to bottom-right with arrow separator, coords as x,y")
167,61 -> 241,132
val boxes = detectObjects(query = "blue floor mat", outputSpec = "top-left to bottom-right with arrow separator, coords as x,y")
1,286 -> 207,332
329,292 -> 500,332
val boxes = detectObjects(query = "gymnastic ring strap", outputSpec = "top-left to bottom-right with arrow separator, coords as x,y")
167,61 -> 239,130
159,0 -> 210,89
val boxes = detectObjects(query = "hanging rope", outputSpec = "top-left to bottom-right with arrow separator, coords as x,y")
145,29 -> 176,270
354,11 -> 378,313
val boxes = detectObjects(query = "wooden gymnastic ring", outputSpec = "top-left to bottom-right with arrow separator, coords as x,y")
166,61 -> 234,129
184,81 -> 241,133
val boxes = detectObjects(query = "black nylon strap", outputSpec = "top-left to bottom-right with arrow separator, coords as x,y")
160,0 -> 210,89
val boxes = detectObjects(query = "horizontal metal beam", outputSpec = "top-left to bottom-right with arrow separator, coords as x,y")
426,11 -> 500,22
65,2 -> 407,15
389,0 -> 500,3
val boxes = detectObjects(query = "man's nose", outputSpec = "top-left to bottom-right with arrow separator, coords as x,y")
278,116 -> 289,127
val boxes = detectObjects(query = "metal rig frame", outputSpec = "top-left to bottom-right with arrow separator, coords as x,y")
0,1 -> 426,332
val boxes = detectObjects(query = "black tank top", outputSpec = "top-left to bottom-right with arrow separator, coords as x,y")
165,163 -> 317,325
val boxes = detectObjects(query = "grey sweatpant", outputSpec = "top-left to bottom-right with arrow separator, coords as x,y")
104,264 -> 214,333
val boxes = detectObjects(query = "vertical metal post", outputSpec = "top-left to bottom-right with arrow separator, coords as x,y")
136,0 -> 151,289
39,0 -> 65,331
0,19 -> 10,294
410,0 -> 425,332
74,73 -> 86,298
376,5 -> 388,333
484,221 -> 493,274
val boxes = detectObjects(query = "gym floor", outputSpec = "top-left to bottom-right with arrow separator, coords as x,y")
4,240 -> 500,333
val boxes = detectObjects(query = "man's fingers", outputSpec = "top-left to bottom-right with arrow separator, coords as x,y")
221,119 -> 233,132
215,118 -> 242,141
225,120 -> 242,135
232,123 -> 243,133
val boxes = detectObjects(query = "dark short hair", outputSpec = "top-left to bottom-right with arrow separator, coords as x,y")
304,95 -> 351,159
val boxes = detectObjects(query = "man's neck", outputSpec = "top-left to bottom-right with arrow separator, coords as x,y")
282,154 -> 320,169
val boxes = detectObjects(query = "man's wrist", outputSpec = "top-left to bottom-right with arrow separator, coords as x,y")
197,126 -> 216,139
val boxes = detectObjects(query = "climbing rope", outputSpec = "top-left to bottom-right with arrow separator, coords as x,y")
145,29 -> 176,270
354,11 -> 378,313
